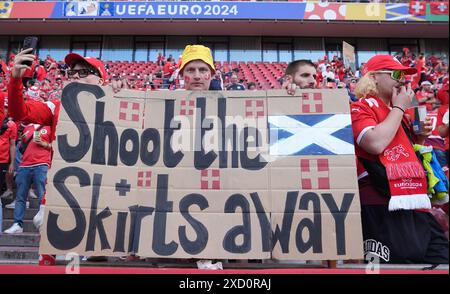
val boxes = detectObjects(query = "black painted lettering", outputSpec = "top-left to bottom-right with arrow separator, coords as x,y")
240,127 -> 267,171
58,83 -> 104,163
91,102 -> 118,166
113,211 -> 128,253
194,97 -> 217,169
47,167 -> 89,250
85,174 -> 112,251
140,128 -> 161,166
163,100 -> 184,167
152,174 -> 178,256
127,205 -> 155,253
119,129 -> 139,166
251,191 -> 298,253
223,194 -> 251,254
178,194 -> 209,255
322,193 -> 354,255
295,192 -> 322,253
218,98 -> 229,168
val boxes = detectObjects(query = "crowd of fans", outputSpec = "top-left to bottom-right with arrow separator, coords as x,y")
0,44 -> 448,265
1,48 -> 448,104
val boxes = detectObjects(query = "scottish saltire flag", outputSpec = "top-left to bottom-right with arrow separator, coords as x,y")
269,114 -> 354,156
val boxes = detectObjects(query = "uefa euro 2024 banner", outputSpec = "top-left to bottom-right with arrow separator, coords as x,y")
1,1 -> 448,21
39,83 -> 364,260
62,1 -> 305,19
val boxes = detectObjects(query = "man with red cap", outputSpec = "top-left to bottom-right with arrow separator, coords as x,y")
4,48 -> 107,140
2,48 -> 108,264
351,54 -> 448,264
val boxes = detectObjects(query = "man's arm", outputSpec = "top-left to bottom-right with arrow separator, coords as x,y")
8,76 -> 53,126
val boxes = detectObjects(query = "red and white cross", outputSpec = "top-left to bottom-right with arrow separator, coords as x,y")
245,100 -> 265,118
438,2 -> 448,12
137,171 -> 152,188
201,169 -> 220,190
411,1 -> 424,14
300,159 -> 330,189
180,99 -> 195,116
119,101 -> 140,122
301,93 -> 323,113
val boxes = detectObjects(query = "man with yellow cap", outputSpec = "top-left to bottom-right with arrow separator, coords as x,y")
178,45 -> 215,91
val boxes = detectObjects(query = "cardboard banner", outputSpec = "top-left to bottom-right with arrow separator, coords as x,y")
39,83 -> 363,261
343,41 -> 356,73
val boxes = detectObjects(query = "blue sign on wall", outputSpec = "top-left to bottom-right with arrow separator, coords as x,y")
56,1 -> 305,20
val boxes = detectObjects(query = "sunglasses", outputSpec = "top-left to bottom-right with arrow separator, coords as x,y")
377,70 -> 405,81
67,68 -> 99,78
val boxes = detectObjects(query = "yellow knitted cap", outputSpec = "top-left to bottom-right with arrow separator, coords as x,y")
180,45 -> 215,73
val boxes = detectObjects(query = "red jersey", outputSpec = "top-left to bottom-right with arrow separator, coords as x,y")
0,120 -> 17,164
350,97 -> 415,205
8,76 -> 60,143
163,62 -> 174,78
20,124 -> 52,167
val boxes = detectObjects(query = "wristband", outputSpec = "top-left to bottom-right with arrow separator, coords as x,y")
392,105 -> 405,113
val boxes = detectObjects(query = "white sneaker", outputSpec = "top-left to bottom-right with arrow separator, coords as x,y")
28,190 -> 38,199
33,205 -> 45,230
0,189 -> 13,199
5,200 -> 30,209
4,223 -> 23,234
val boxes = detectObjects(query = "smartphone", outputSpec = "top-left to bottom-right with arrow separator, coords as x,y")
22,36 -> 38,66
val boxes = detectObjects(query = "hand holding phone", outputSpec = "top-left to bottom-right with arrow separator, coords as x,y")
22,36 -> 38,66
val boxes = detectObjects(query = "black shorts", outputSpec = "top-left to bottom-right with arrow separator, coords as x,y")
361,205 -> 449,264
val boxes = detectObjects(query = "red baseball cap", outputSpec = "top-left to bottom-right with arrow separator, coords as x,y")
64,53 -> 108,83
364,55 -> 417,75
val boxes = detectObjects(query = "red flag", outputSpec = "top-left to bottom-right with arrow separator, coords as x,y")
409,1 -> 427,16
430,2 -> 449,15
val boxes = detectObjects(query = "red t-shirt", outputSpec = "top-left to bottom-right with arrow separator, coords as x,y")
0,120 -> 17,164
163,62 -> 174,78
20,124 -> 52,167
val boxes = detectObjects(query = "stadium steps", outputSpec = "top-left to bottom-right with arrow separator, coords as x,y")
0,197 -> 41,264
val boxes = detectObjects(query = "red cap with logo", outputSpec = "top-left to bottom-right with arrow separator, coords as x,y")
64,53 -> 108,84
364,55 -> 417,75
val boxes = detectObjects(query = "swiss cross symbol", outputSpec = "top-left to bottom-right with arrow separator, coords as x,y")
301,93 -> 323,113
300,159 -> 330,189
201,169 -> 220,190
411,1 -> 424,13
245,100 -> 265,117
438,3 -> 448,12
180,99 -> 195,116
119,101 -> 140,122
137,171 -> 152,188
